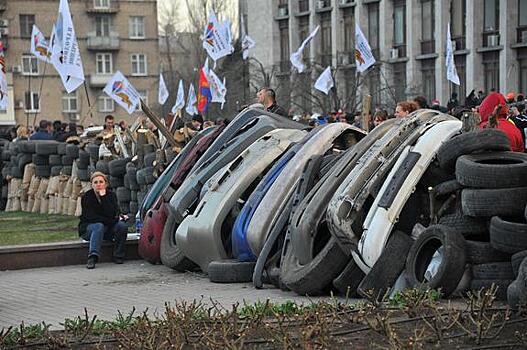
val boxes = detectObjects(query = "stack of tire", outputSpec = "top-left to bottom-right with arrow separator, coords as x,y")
411,129 -> 527,301
0,139 -> 10,210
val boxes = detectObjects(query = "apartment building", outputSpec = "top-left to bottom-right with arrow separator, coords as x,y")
0,0 -> 159,127
245,0 -> 527,113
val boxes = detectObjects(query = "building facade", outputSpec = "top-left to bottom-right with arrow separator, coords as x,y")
0,0 -> 159,127
245,0 -> 527,113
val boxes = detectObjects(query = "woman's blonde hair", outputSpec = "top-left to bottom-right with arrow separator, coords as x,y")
90,171 -> 108,184
16,126 -> 29,138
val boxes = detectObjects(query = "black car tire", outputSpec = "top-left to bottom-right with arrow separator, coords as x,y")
332,258 -> 365,297
208,259 -> 256,283
160,213 -> 200,271
462,188 -> 527,218
406,225 -> 466,297
456,152 -> 527,189
490,216 -> 527,254
65,144 -> 79,158
437,129 -> 511,172
465,240 -> 511,265
512,251 -> 527,277
472,262 -> 514,280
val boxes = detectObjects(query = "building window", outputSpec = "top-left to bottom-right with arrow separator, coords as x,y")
484,0 -> 499,32
94,0 -> 110,9
319,13 -> 332,66
421,59 -> 436,102
98,95 -> 114,112
342,8 -> 354,54
298,17 -> 310,64
62,92 -> 78,120
367,67 -> 381,108
367,2 -> 380,57
451,0 -> 466,49
96,53 -> 112,74
453,55 -> 466,105
24,92 -> 40,112
95,16 -> 111,36
298,0 -> 309,12
483,52 -> 499,93
19,14 -> 35,38
131,54 -> 147,75
421,0 -> 435,54
520,58 -> 527,95
393,63 -> 407,102
279,20 -> 290,72
21,55 -> 38,75
129,16 -> 145,39
393,1 -> 406,46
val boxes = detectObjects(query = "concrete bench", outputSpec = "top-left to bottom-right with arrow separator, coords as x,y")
0,234 -> 140,270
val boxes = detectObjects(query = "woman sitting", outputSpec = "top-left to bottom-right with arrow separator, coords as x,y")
79,171 -> 128,269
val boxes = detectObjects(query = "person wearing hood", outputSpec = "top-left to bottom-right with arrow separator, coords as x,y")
478,92 -> 524,152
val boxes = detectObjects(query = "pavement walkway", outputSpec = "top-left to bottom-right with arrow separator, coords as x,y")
0,261 -> 339,330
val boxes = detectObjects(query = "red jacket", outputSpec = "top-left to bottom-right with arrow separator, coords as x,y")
478,92 -> 524,152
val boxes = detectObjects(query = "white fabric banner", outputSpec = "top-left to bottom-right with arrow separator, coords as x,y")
53,0 -> 84,92
103,71 -> 141,114
314,66 -> 334,95
355,24 -> 376,73
171,79 -> 185,114
202,10 -> 234,63
241,15 -> 255,60
158,73 -> 169,105
207,68 -> 227,104
0,42 -> 7,110
30,25 -> 52,63
446,23 -> 461,86
290,25 -> 319,73
49,25 -> 83,93
185,83 -> 198,116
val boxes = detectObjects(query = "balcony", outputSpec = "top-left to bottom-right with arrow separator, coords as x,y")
337,51 -> 354,66
315,0 -> 332,12
420,39 -> 435,55
88,74 -> 113,87
338,0 -> 355,7
86,32 -> 120,50
517,27 -> 527,44
277,4 -> 289,18
482,31 -> 500,48
86,0 -> 119,13
298,0 -> 309,12
451,36 -> 466,51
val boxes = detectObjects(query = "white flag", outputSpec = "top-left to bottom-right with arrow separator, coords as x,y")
158,73 -> 169,105
30,25 -> 52,63
355,24 -> 376,73
446,23 -> 460,86
0,42 -> 8,110
314,66 -> 334,95
241,16 -> 255,60
203,10 -> 234,63
290,25 -> 320,73
186,84 -> 198,116
53,0 -> 84,93
103,71 -> 141,114
171,79 -> 185,114
207,68 -> 227,104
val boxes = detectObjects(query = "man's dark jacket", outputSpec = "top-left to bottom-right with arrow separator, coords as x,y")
267,103 -> 288,117
78,189 -> 120,236
30,131 -> 53,140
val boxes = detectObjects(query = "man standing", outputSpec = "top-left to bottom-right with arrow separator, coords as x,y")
102,114 -> 115,136
30,120 -> 53,140
257,87 -> 287,117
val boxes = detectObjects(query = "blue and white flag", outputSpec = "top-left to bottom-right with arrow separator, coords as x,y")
446,23 -> 460,85
290,25 -> 319,73
171,79 -> 185,114
203,10 -> 234,63
355,24 -> 376,73
158,73 -> 169,105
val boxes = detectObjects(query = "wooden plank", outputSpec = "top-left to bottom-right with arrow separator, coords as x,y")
361,94 -> 372,132
140,100 -> 178,147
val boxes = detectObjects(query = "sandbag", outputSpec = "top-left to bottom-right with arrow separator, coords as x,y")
26,198 -> 34,213
40,197 -> 49,214
23,163 -> 35,188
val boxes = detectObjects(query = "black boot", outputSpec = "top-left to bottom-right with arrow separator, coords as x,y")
86,256 -> 97,269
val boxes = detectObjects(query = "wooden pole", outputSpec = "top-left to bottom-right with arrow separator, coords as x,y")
140,99 -> 177,147
361,94 -> 372,132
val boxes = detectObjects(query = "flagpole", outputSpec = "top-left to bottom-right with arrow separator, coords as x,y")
32,60 -> 48,127
26,70 -> 31,128
79,90 -> 103,126
83,81 -> 93,125
378,65 -> 398,105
